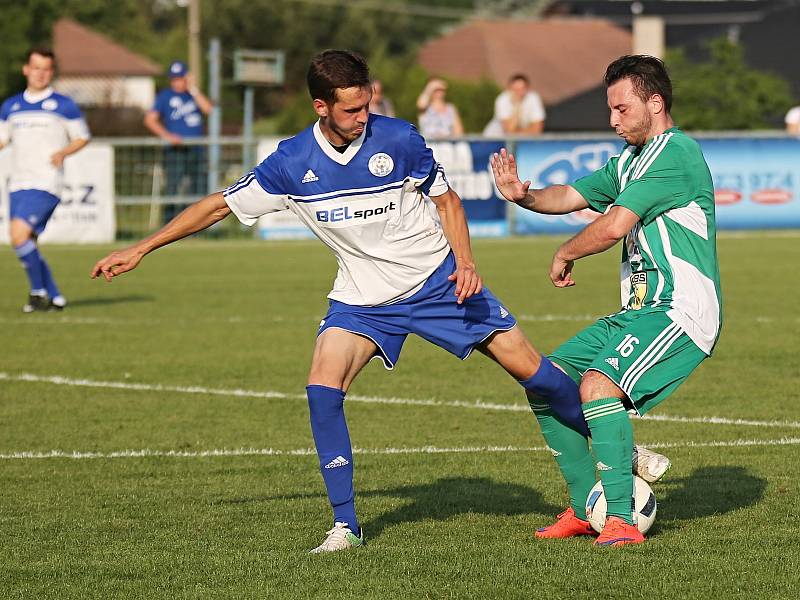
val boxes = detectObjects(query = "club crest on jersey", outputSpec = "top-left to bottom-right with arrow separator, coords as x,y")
42,99 -> 58,111
368,152 -> 394,177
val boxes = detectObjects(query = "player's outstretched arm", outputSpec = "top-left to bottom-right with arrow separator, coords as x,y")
490,148 -> 589,214
91,192 -> 231,282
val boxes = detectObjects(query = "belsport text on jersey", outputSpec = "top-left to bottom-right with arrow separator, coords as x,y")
316,201 -> 396,223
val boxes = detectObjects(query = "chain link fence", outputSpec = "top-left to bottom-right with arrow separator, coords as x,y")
110,137 -> 259,240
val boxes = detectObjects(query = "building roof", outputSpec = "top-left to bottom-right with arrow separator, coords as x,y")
53,18 -> 161,77
418,18 -> 632,105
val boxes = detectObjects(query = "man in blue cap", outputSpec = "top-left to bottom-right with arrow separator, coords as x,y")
145,60 -> 213,222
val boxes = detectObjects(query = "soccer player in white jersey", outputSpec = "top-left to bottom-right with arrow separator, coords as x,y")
92,50 -> 665,553
1,47 -> 90,312
492,55 -> 722,546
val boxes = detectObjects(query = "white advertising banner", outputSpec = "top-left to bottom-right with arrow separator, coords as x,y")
0,143 -> 115,244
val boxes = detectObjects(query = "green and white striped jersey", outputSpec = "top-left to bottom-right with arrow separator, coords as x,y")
572,127 -> 722,354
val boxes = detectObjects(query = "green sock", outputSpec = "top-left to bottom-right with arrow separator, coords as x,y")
582,398 -> 634,525
529,393 -> 596,520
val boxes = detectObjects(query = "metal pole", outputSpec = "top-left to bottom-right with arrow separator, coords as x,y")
207,38 -> 221,193
188,0 -> 202,88
243,86 -> 254,170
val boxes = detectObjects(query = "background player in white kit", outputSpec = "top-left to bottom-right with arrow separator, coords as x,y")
92,50 -> 666,553
1,47 -> 90,312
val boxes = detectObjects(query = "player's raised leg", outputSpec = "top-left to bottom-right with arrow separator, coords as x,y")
306,327 -> 376,553
479,327 -> 596,537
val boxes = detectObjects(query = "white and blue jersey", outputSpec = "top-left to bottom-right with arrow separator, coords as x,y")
224,115 -> 452,306
0,87 -> 90,196
152,89 -> 204,138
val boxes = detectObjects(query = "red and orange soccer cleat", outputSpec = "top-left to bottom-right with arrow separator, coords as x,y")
535,507 -> 596,539
594,516 -> 646,547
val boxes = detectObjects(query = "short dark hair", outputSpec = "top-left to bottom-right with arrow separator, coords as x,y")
509,73 -> 529,85
26,46 -> 56,63
604,55 -> 672,112
307,49 -> 370,103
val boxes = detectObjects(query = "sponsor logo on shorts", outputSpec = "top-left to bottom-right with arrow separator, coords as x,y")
499,306 -> 509,319
596,461 -> 613,471
548,447 -> 562,458
604,357 -> 619,371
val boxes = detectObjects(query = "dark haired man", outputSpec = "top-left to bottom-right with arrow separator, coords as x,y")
492,55 -> 722,546
1,47 -> 90,312
92,50 -> 667,552
483,73 -> 545,136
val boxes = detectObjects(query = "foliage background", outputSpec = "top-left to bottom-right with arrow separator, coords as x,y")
0,1 -> 795,133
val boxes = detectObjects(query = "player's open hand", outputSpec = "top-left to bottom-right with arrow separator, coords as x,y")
50,151 -> 66,168
448,263 -> 483,304
91,247 -> 145,282
490,148 -> 531,204
550,253 -> 575,288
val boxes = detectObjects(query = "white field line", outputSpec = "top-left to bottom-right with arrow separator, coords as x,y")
2,437 -> 799,461
0,314 -> 594,326
2,371 -> 800,430
1,314 -> 795,326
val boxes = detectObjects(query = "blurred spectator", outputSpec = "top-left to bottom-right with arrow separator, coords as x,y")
144,60 -> 212,222
369,79 -> 395,117
416,77 -> 464,138
483,74 -> 545,136
785,105 -> 800,134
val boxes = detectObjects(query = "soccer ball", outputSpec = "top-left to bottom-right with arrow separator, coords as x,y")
585,476 -> 657,534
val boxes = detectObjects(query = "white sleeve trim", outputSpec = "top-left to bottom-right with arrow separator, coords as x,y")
223,176 -> 288,226
66,118 -> 91,141
427,165 -> 449,197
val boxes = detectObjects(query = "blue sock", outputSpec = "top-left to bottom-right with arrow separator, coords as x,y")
307,384 -> 359,536
14,240 -> 46,295
39,256 -> 61,299
519,357 -> 590,437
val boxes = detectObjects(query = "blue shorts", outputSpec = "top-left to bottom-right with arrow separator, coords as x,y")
10,189 -> 60,235
318,252 -> 518,369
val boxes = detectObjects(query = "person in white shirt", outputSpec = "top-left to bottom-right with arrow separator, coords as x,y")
785,105 -> 800,134
0,47 -> 90,312
483,74 -> 546,136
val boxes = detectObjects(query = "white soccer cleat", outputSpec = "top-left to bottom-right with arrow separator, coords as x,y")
309,522 -> 365,554
632,445 -> 671,483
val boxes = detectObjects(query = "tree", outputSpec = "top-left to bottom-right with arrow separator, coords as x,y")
667,38 -> 793,130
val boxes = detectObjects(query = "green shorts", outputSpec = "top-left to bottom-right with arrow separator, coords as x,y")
549,310 -> 707,415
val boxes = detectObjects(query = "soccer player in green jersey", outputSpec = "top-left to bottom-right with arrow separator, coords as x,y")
491,55 -> 722,546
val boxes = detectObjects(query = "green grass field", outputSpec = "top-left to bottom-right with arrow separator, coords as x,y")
1,234 -> 799,599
